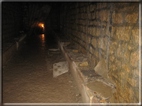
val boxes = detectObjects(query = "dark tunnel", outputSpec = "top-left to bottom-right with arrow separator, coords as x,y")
2,2 -> 60,49
1,1 -> 141,104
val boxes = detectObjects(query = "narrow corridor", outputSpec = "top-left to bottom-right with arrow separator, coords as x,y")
3,33 -> 81,103
2,2 -> 140,104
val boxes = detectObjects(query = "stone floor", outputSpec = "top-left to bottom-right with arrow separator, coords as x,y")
2,33 -> 81,103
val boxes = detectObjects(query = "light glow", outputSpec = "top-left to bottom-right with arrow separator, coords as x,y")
38,23 -> 44,29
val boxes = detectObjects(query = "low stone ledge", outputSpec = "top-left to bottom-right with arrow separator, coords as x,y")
3,34 -> 27,65
59,41 -> 115,103
15,34 -> 27,50
2,43 -> 16,66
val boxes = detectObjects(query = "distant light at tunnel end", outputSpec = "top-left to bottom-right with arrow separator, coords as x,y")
38,23 -> 44,29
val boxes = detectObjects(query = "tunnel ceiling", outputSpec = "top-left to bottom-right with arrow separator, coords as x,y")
24,2 -> 52,27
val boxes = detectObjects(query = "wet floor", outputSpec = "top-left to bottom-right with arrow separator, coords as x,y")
2,32 -> 81,103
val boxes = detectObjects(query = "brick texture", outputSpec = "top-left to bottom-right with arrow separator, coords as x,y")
60,3 -> 139,103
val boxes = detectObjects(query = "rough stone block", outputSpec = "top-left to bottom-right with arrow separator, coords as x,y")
96,11 -> 100,19
111,26 -> 116,37
90,56 -> 97,67
109,55 -> 115,62
127,78 -> 138,87
89,27 -> 94,35
115,27 -> 131,41
99,10 -> 109,22
112,13 -> 123,24
125,13 -> 138,23
121,4 -> 138,12
116,42 -> 130,62
128,40 -> 137,51
130,50 -> 139,67
92,27 -> 97,36
116,43 -> 122,57
111,71 -> 119,79
91,38 -> 97,48
89,46 -> 93,54
96,28 -> 101,36
132,28 -> 139,44
92,13 -> 96,20
120,86 -> 138,102
95,50 -> 99,57
114,59 -> 121,69
94,59 -> 108,78
72,49 -> 79,53
90,4 -> 96,12
121,64 -> 130,73
86,36 -> 91,44
97,3 -> 107,9
123,50 -> 130,62
79,61 -> 88,67
98,37 -> 107,51
87,80 -> 113,99
127,87 -> 135,99
109,41 -> 118,55
89,20 -> 93,26
109,60 -> 121,79
132,68 -> 139,78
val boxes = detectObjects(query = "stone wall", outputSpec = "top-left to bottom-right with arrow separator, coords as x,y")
2,2 -> 23,43
60,2 -> 140,103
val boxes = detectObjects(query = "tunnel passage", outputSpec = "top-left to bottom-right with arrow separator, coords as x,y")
2,1 -> 141,104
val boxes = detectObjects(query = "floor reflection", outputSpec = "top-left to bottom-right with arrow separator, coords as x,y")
39,34 -> 45,48
41,34 -> 45,41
